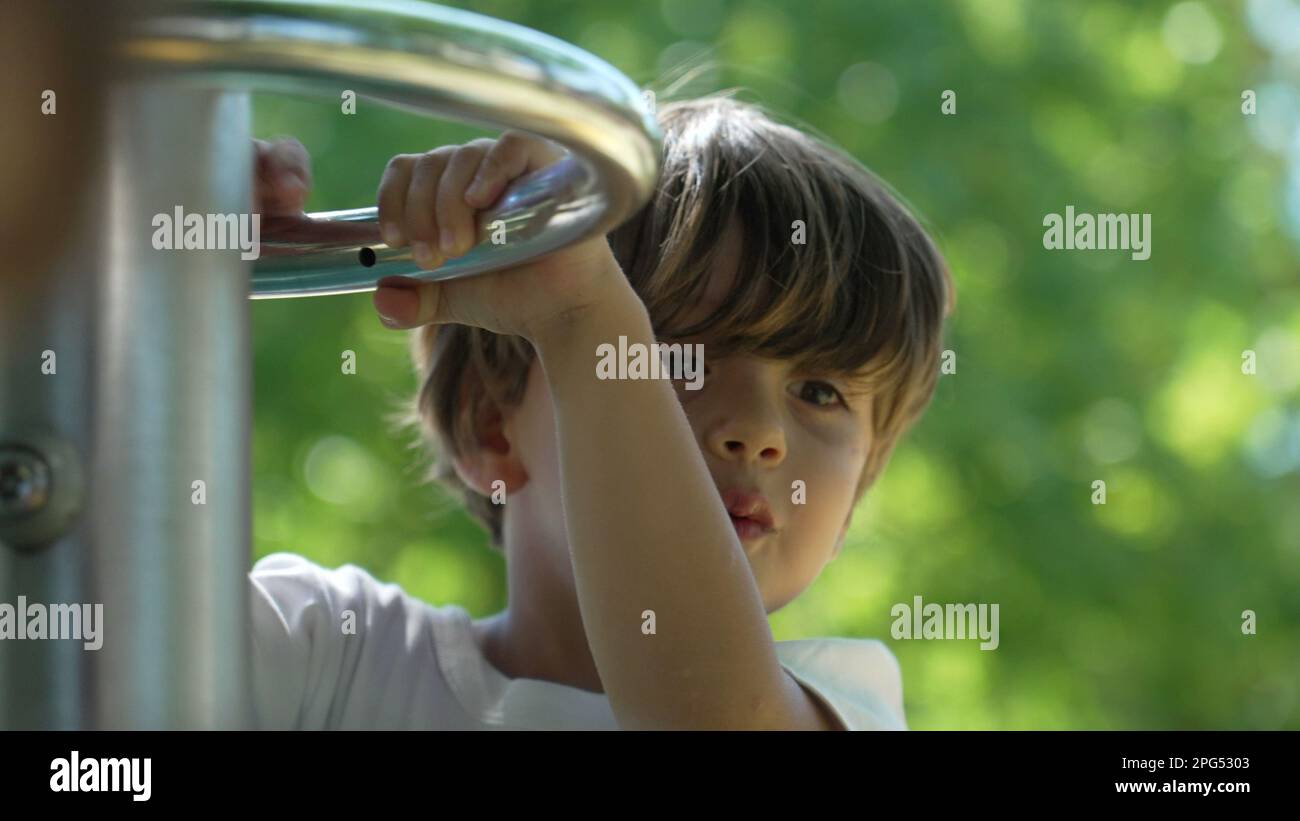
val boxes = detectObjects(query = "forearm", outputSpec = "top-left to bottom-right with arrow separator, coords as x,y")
532,275 -> 794,730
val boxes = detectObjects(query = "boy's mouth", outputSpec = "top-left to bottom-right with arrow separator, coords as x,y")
729,513 -> 773,541
721,487 -> 776,538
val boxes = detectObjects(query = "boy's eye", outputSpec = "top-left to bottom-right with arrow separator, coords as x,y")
795,380 -> 848,410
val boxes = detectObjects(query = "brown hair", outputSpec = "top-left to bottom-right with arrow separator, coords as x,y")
391,91 -> 954,550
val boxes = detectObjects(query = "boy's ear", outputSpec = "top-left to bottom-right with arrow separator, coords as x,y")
451,397 -> 529,498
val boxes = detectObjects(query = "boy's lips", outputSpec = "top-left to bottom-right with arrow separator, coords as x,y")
729,515 -> 771,542
720,487 -> 776,533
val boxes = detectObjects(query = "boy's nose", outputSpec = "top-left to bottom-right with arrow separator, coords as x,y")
704,403 -> 786,466
718,435 -> 784,464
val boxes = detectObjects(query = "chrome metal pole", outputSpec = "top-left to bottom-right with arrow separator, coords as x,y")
90,82 -> 253,729
0,82 -> 253,730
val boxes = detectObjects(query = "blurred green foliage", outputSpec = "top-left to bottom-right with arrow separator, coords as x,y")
250,0 -> 1300,729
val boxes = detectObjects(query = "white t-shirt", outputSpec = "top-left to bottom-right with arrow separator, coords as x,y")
249,552 -> 907,730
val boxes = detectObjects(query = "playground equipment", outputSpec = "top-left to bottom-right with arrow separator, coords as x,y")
0,0 -> 661,729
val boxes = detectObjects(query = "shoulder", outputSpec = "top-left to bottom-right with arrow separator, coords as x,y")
775,636 -> 907,731
250,551 -> 394,618
250,551 -> 440,647
248,552 -> 452,729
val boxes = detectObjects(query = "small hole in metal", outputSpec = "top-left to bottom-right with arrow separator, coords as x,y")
359,247 -> 377,267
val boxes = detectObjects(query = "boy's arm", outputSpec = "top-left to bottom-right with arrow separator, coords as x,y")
531,271 -> 842,731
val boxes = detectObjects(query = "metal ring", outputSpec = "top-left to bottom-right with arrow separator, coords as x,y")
119,0 -> 662,298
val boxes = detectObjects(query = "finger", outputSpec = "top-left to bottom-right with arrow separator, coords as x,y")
257,185 -> 306,217
254,138 -> 311,216
464,131 -> 565,208
253,138 -> 272,177
373,276 -> 445,329
437,142 -> 491,257
377,154 -> 416,247
463,133 -> 531,209
256,175 -> 307,216
264,136 -> 312,188
405,149 -> 454,269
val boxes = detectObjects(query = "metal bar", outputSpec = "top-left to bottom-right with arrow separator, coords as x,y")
0,82 -> 253,730
120,0 -> 662,297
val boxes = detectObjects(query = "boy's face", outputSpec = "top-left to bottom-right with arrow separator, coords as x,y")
474,219 -> 874,613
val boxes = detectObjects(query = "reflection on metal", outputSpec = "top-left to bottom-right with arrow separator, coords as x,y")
121,0 -> 663,297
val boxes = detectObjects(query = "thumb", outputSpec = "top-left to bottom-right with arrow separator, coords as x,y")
373,276 -> 442,329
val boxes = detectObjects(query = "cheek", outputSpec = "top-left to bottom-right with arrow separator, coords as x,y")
796,422 -> 868,483
788,428 -> 867,528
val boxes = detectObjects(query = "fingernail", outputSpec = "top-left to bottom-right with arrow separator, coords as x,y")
465,178 -> 485,202
374,286 -> 415,328
412,241 -> 435,268
381,222 -> 402,247
439,227 -> 455,255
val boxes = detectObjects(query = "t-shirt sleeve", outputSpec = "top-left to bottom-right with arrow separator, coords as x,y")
247,551 -> 404,730
777,638 -> 907,731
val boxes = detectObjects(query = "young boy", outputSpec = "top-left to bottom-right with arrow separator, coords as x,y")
249,93 -> 952,730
